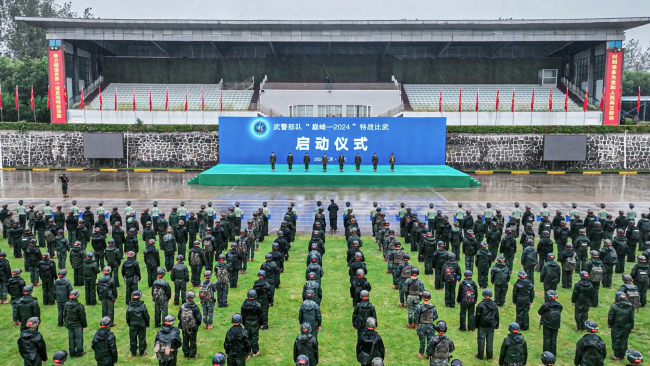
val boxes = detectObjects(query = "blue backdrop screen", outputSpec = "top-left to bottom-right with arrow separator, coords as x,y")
219,117 -> 446,165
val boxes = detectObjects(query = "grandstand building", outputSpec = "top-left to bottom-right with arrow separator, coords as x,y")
18,16 -> 650,124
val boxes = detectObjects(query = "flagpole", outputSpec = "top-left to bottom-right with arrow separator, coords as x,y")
185,88 -> 188,125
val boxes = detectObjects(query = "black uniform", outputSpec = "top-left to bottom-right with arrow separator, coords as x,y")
121,257 -> 141,304
512,277 -> 534,330
538,298 -> 562,356
92,326 -> 119,366
571,278 -> 594,331
178,300 -> 202,358
224,324 -> 251,366
126,298 -> 150,356
475,297 -> 499,360
241,298 -> 262,355
154,324 -> 181,366
457,279 -> 478,331
170,262 -> 189,305
18,328 -> 47,366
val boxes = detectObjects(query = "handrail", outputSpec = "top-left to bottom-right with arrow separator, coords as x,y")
377,103 -> 404,117
258,103 -> 282,117
560,77 -> 595,105
70,75 -> 103,106
223,76 -> 254,90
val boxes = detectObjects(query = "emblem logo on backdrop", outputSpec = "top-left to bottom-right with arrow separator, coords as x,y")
251,119 -> 270,138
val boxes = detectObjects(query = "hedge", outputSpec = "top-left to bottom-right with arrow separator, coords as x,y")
1,122 -> 650,134
0,122 -> 218,133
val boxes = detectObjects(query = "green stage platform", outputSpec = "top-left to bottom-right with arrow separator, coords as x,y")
187,164 -> 480,187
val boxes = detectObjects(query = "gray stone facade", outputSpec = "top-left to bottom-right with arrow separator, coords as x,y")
2,130 -> 649,170
0,130 -> 218,168
446,133 -> 650,170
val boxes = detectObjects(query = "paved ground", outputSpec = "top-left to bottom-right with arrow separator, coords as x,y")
1,170 -> 649,233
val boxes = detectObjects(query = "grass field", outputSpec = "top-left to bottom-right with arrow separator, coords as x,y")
1,234 -> 649,366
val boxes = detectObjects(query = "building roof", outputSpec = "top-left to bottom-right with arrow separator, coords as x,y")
17,16 -> 650,43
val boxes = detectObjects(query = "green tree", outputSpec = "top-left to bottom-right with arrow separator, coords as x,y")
0,0 -> 93,59
622,70 -> 650,96
624,39 -> 650,72
0,56 -> 49,122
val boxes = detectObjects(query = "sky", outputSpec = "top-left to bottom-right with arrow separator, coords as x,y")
70,0 -> 650,46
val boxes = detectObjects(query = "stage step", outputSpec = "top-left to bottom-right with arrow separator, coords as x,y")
470,177 -> 482,187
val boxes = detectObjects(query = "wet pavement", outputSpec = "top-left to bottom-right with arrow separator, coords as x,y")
1,170 -> 649,233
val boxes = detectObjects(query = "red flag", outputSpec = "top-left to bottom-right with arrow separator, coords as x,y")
438,90 -> 442,112
495,89 -> 500,111
475,89 -> 479,112
98,86 -> 103,111
511,90 -> 515,112
46,87 -> 50,110
30,86 -> 34,111
63,86 -> 67,104
549,89 -> 553,111
80,88 -> 84,110
114,89 -> 117,111
132,89 -> 136,111
637,87 -> 641,113
0,85 -> 4,110
15,86 -> 18,110
530,88 -> 535,110
458,88 -> 462,112
165,89 -> 169,111
599,90 -> 604,111
565,88 -> 569,112
583,87 -> 589,112
184,90 -> 188,111
201,89 -> 204,111
220,90 -> 223,111
149,90 -> 152,112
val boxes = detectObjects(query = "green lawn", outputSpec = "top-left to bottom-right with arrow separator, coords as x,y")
1,234 -> 649,366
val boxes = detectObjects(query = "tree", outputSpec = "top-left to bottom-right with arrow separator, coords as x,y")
0,0 -> 93,59
0,56 -> 50,122
624,39 -> 650,72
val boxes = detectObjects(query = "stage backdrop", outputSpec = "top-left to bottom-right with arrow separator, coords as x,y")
219,117 -> 446,165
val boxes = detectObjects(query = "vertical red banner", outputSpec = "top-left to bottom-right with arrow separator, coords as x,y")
48,47 -> 67,123
604,50 -> 623,125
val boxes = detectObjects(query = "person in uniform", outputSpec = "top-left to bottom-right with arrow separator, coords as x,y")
170,255 -> 189,305
414,290 -> 438,359
571,271 -> 594,331
631,255 -> 649,307
457,270 -> 478,331
475,288 -> 499,360
426,320 -> 454,366
97,267 -> 117,327
355,153 -> 361,172
287,153 -> 294,172
126,290 -> 150,357
574,320 -> 606,366
121,251 -> 141,304
153,315 -> 181,366
512,270 -> 534,331
63,289 -> 87,358
54,269 -> 72,327
91,316 -> 119,366
372,153 -> 379,172
294,323 -> 319,366
389,153 -> 395,172
241,289 -> 262,357
608,291 -> 635,361
303,153 -> 310,172
17,317 -> 47,366
338,153 -> 345,172
178,291 -> 202,358
270,152 -> 276,171
498,323 -> 528,366
59,174 -> 70,198
537,290 -> 562,356
223,313 -> 251,365
356,317 -> 385,366
322,153 -> 327,172
152,268 -> 172,328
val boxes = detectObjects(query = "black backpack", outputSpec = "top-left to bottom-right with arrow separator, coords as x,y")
443,263 -> 456,282
461,282 -> 476,304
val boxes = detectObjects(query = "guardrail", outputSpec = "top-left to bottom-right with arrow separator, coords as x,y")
69,75 -> 104,106
258,103 -> 283,117
377,103 -> 404,117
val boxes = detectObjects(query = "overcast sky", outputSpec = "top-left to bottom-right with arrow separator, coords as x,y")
71,0 -> 650,45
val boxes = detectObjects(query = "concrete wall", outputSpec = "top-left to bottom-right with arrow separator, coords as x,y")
2,129 -> 650,171
259,89 -> 402,116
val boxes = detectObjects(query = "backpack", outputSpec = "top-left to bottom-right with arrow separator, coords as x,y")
443,264 -> 456,282
564,254 -> 576,272
631,230 -> 640,240
637,269 -> 649,283
544,263 -> 559,283
152,284 -> 166,304
202,238 -> 213,254
589,263 -> 604,283
44,230 -> 54,243
525,248 -> 538,265
155,340 -> 174,363
199,281 -> 214,302
189,251 -> 202,267
400,264 -> 412,279
627,288 -> 641,309
461,282 -> 476,304
433,336 -> 451,358
393,251 -> 404,264
216,266 -> 229,285
180,305 -> 196,333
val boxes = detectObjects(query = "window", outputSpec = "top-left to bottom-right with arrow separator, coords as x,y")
65,53 -> 74,79
317,105 -> 342,117
289,105 -> 314,117
594,55 -> 605,80
346,105 -> 371,117
78,57 -> 92,87
575,58 -> 589,84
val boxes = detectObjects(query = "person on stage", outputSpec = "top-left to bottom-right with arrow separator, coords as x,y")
270,152 -> 276,172
372,153 -> 379,172
304,153 -> 310,172
355,154 -> 361,172
287,153 -> 294,172
389,153 -> 395,172
338,153 -> 345,172
322,154 -> 328,172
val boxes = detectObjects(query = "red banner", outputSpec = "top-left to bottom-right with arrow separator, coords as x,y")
604,50 -> 623,125
47,48 -> 67,123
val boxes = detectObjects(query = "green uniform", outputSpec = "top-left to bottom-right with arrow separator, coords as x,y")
569,209 -> 580,220
404,277 -> 424,326
597,209 -> 608,220
426,334 -> 455,366
63,299 -> 87,357
607,300 -> 634,359
571,278 -> 594,330
96,206 -> 106,217
539,208 -> 551,218
126,299 -> 150,356
124,206 -> 134,217
414,302 -> 438,354
152,278 -> 171,327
